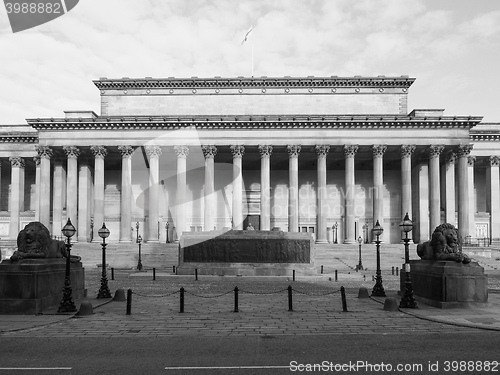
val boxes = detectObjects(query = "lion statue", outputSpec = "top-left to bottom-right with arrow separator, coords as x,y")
416,223 -> 470,264
10,221 -> 81,262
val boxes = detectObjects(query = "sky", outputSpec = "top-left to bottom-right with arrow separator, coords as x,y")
0,0 -> 499,125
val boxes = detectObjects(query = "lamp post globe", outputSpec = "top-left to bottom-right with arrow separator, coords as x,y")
356,236 -> 363,271
399,213 -> 417,308
97,223 -> 112,299
371,220 -> 386,297
58,218 -> 77,313
137,234 -> 143,271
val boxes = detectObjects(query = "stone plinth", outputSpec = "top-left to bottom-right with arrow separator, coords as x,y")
401,260 -> 488,308
177,230 -> 316,276
0,259 -> 86,314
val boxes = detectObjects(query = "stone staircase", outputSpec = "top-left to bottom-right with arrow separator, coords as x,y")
72,242 -> 179,270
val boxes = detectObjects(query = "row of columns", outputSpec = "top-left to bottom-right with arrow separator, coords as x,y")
4,142 -> 494,242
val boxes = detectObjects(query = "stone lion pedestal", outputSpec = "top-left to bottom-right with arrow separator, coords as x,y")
401,260 -> 488,308
0,259 -> 86,314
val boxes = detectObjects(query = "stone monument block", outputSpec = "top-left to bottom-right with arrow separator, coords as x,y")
402,260 -> 488,308
177,230 -> 315,276
0,259 -> 86,314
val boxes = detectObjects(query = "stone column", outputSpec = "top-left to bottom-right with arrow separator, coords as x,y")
230,145 -> 245,230
36,146 -> 52,229
344,145 -> 358,243
63,146 -> 80,237
487,156 -> 500,243
202,145 -> 217,231
316,145 -> 329,243
457,144 -> 473,239
33,157 -> 40,221
90,146 -> 107,241
444,152 -> 456,225
118,145 -> 134,242
259,145 -> 273,231
287,145 -> 301,233
401,145 -> 415,239
373,145 -> 387,240
78,162 -> 92,242
52,160 -> 65,235
146,145 -> 162,242
9,157 -> 24,239
174,145 -> 189,236
428,145 -> 444,231
468,155 -> 476,240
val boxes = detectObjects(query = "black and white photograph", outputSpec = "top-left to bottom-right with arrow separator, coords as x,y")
1,1 -> 499,374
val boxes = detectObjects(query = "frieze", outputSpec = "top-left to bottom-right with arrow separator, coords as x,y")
183,237 -> 310,263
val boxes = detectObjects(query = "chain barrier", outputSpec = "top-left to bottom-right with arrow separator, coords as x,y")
184,290 -> 233,299
291,287 -> 340,296
132,290 -> 180,298
237,287 -> 289,295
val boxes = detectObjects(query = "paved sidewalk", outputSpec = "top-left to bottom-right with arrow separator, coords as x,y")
1,273 -> 499,337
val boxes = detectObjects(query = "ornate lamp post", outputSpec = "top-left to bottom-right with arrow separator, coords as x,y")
58,218 -> 77,313
165,222 -> 169,243
333,222 -> 338,244
356,236 -> 364,271
137,234 -> 143,271
371,220 -> 386,297
97,223 -> 111,299
135,221 -> 140,243
399,213 -> 417,308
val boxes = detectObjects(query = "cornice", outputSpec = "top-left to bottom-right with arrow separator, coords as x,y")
27,114 -> 482,131
0,133 -> 38,143
93,76 -> 416,91
470,132 -> 500,142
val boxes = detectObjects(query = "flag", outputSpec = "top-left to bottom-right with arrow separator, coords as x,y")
241,25 -> 253,45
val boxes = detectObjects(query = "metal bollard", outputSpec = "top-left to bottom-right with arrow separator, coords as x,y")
180,287 -> 184,313
293,270 -> 295,281
153,268 -> 156,281
396,267 -> 399,276
234,286 -> 239,313
321,265 -> 324,274
335,270 -> 338,281
392,266 -> 395,275
288,285 -> 293,312
126,289 -> 132,315
111,267 -> 114,281
195,268 -> 198,281
173,265 -> 176,274
340,286 -> 348,312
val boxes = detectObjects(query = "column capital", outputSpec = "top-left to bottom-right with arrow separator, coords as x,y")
33,156 -> 41,166
372,145 -> 387,158
9,157 -> 25,168
201,145 -> 217,159
174,145 -> 189,158
287,145 -> 301,158
230,145 -> 245,158
400,145 -> 416,158
118,145 -> 135,158
490,155 -> 500,167
315,145 -> 330,158
456,144 -> 473,157
35,145 -> 53,159
429,145 -> 445,158
467,155 -> 476,166
344,145 -> 358,158
63,146 -> 81,159
446,151 -> 456,164
90,145 -> 108,159
258,145 -> 273,158
145,145 -> 162,158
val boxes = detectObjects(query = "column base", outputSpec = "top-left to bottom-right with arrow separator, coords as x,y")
146,239 -> 160,243
344,240 -> 355,244
315,240 -> 329,244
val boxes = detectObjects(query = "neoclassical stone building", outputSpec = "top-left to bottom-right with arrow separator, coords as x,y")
0,75 -> 498,245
